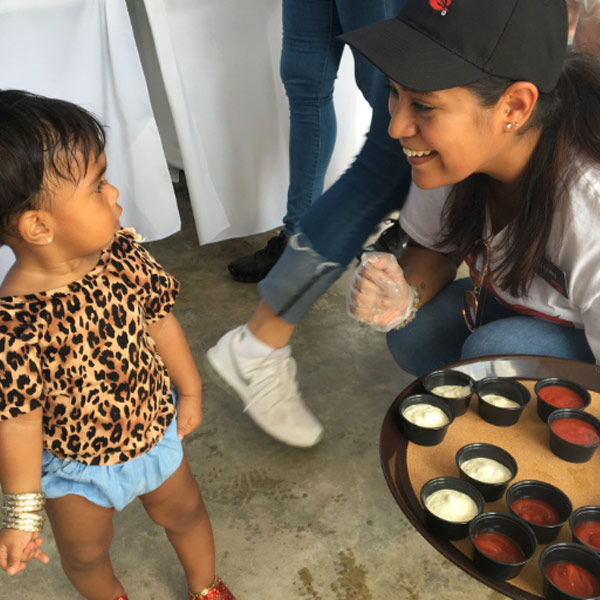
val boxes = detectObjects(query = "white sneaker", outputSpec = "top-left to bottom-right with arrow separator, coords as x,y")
205,326 -> 324,447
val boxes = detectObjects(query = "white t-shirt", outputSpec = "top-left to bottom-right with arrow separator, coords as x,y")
399,162 -> 600,363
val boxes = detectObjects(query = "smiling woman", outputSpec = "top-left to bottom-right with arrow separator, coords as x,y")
342,0 -> 600,376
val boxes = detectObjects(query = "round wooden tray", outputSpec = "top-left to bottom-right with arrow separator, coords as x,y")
379,355 -> 600,600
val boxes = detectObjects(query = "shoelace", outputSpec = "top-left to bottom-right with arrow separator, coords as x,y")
241,353 -> 301,414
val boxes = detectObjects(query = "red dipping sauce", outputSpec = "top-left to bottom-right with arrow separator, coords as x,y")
575,521 -> 600,552
545,562 -> 600,598
511,498 -> 561,526
539,385 -> 586,409
474,531 -> 524,563
551,418 -> 600,446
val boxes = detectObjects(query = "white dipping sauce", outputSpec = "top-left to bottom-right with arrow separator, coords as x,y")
481,393 -> 520,409
460,457 -> 512,484
431,384 -> 471,398
424,489 -> 479,522
402,403 -> 449,428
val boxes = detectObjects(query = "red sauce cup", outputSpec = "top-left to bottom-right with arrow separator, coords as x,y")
468,511 -> 537,581
540,542 -> 600,600
422,368 -> 474,417
474,377 -> 530,427
570,506 -> 600,556
506,480 -> 572,544
547,409 -> 600,463
534,377 -> 591,423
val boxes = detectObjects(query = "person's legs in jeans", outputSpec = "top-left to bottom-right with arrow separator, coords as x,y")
258,60 -> 410,327
386,279 -> 595,376
280,0 -> 343,237
228,0 -> 407,282
208,1 -> 411,446
461,317 -> 595,363
207,69 -> 411,447
228,0 -> 344,282
282,0 -> 407,234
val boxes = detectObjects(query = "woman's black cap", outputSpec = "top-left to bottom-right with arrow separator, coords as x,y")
339,0 -> 568,93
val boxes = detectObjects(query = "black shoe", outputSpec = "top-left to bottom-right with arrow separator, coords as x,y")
359,218 -> 409,261
228,231 -> 287,283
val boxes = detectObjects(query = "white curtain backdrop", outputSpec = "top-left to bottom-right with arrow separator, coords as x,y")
134,0 -> 371,244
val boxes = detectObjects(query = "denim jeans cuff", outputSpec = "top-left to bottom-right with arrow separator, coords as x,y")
258,231 -> 345,324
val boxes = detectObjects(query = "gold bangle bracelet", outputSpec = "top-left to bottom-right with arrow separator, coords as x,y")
3,493 -> 45,502
2,508 -> 44,520
2,499 -> 45,510
2,504 -> 44,514
2,513 -> 45,533
394,286 -> 421,329
3,492 -> 46,516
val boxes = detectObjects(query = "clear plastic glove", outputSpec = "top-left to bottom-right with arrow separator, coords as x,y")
347,252 -> 418,332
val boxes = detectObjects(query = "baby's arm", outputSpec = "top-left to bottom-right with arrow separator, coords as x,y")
148,312 -> 203,440
0,408 -> 49,575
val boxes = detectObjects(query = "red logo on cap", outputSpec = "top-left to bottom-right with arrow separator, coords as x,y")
429,0 -> 452,15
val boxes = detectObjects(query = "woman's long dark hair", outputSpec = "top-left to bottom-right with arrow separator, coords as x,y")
438,52 -> 600,297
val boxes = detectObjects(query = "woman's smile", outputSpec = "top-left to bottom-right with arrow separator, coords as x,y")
402,147 -> 434,158
402,146 -> 437,166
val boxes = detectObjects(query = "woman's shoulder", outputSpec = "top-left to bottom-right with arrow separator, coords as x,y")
566,159 -> 600,222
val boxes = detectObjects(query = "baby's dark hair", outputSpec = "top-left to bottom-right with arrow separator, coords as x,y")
0,89 -> 106,243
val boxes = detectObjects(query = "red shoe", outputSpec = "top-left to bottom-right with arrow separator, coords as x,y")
112,596 -> 128,600
189,575 -> 236,599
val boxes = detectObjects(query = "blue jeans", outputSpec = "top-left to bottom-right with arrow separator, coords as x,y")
386,278 -> 596,376
281,0 -> 407,236
260,2 -> 410,324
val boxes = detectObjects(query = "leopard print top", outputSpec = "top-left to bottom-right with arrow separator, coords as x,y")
0,229 -> 179,465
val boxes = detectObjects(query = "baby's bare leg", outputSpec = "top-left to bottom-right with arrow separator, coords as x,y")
139,456 -> 215,593
46,495 -> 124,600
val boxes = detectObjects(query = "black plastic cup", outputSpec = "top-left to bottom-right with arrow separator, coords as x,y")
397,394 -> 454,446
455,443 -> 518,502
547,409 -> 600,463
420,476 -> 484,540
535,377 -> 591,423
570,506 -> 600,556
422,369 -> 474,417
469,511 -> 538,581
506,480 -> 572,544
540,542 -> 600,600
475,377 -> 530,427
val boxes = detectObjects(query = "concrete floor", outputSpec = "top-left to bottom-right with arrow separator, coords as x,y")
7,181 -> 507,599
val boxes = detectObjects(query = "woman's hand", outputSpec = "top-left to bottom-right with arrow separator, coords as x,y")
347,252 -> 418,332
0,528 -> 49,575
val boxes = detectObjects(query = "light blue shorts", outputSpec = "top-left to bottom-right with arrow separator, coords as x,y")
41,416 -> 183,511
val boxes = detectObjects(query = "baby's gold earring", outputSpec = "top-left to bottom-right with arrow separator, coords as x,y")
46,237 -> 52,244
